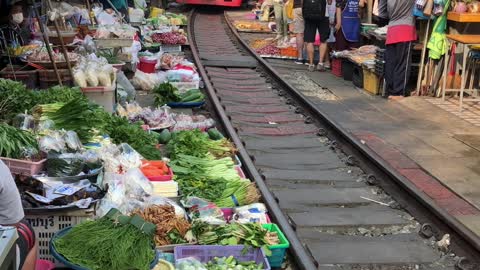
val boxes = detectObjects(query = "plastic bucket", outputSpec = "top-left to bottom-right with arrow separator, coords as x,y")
138,57 -> 157,74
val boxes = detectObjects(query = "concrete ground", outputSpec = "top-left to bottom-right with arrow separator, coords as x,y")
226,11 -> 480,238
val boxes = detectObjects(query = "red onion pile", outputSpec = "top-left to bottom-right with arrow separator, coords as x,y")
151,32 -> 187,45
256,45 -> 280,55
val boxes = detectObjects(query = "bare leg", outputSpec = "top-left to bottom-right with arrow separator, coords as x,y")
319,42 -> 327,64
21,243 -> 37,270
296,33 -> 304,59
307,43 -> 314,65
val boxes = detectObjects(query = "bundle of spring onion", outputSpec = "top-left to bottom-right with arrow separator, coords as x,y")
170,153 -> 240,182
53,211 -> 155,270
171,154 -> 260,207
167,129 -> 236,160
32,99 -> 107,143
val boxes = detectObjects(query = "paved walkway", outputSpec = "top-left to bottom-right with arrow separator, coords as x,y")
227,11 -> 480,239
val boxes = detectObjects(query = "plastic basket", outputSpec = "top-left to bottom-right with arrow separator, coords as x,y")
331,58 -> 342,77
0,65 -> 38,89
26,208 -> 94,263
352,64 -> 364,88
50,226 -> 159,269
262,224 -> 290,268
342,59 -> 354,81
167,101 -> 205,108
147,167 -> 174,181
174,245 -> 271,270
0,157 -> 46,176
38,69 -> 73,89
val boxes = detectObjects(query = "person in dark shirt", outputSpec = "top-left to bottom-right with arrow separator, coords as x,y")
292,0 -> 304,64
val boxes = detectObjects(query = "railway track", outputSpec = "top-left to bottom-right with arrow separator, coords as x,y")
187,9 -> 480,270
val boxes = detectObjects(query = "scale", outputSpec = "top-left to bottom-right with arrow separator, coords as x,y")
0,228 -> 18,270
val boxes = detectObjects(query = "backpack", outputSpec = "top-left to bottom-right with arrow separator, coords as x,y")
302,0 -> 327,20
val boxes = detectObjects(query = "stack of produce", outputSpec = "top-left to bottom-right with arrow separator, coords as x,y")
151,32 -> 187,45
116,103 -> 175,129
191,221 -> 279,256
131,204 -> 192,246
153,82 -> 204,106
53,209 -> 156,270
140,160 -> 178,197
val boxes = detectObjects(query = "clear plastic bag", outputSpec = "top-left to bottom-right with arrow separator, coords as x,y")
64,131 -> 83,151
175,258 -> 207,270
46,152 -> 85,177
36,119 -> 55,132
182,197 -> 226,225
39,132 -> 66,153
12,112 -> 35,130
85,64 -> 99,87
116,71 -> 136,104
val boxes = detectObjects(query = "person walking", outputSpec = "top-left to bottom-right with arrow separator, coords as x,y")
384,0 -> 416,100
334,0 -> 365,51
273,0 -> 289,41
293,0 -> 305,64
302,0 -> 330,71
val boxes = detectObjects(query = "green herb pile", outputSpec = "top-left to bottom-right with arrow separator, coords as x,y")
35,85 -> 87,104
102,115 -> 162,160
34,99 -> 106,143
167,129 -> 236,160
191,221 -> 279,256
153,82 -> 204,106
53,217 -> 155,270
97,49 -> 122,64
0,79 -> 36,121
0,123 -> 38,159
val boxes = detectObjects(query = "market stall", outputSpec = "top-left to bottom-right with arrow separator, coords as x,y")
0,2 -> 290,270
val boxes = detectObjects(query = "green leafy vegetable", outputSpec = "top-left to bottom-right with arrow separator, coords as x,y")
0,79 -> 36,121
167,129 -> 235,160
0,123 -> 38,159
153,83 -> 205,106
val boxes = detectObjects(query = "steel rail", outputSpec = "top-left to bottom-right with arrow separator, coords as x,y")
187,10 -> 319,270
222,10 -> 480,257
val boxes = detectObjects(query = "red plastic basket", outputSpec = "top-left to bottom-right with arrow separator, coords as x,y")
137,57 -> 157,74
174,245 -> 271,269
147,167 -> 174,181
332,58 -> 342,77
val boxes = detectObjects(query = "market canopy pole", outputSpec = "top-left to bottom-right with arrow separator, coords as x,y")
46,0 -> 74,80
31,0 -> 63,86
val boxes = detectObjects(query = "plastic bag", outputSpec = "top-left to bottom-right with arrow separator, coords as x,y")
12,113 -> 35,130
97,67 -> 111,87
73,68 -> 87,87
85,65 -> 99,86
46,152 -> 85,177
131,69 -> 161,91
232,203 -> 269,224
39,133 -> 66,153
96,143 -> 142,173
116,71 -> 136,104
175,258 -> 207,270
64,131 -> 83,151
147,195 -> 186,218
36,119 -> 55,132
182,197 -> 226,225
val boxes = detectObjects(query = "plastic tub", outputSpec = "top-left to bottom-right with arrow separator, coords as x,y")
352,64 -> 364,88
363,68 -> 380,95
81,86 -> 115,113
174,245 -> 270,270
342,59 -> 354,81
331,58 -> 342,77
147,167 -> 174,181
262,224 -> 290,268
137,57 -> 157,74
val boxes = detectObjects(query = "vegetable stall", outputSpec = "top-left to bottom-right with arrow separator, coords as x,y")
0,4 -> 290,270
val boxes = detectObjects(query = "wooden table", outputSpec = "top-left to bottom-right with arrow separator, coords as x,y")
442,34 -> 480,111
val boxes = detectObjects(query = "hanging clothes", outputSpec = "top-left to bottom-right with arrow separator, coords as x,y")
341,0 -> 361,42
427,0 -> 450,60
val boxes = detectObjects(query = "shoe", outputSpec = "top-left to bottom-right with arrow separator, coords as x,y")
307,64 -> 315,72
324,63 -> 331,70
294,59 -> 304,65
316,63 -> 326,71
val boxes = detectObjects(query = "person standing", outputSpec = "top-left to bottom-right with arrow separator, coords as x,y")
384,0 -> 416,99
372,0 -> 388,27
273,0 -> 288,41
334,0 -> 365,51
293,0 -> 304,64
302,0 -> 330,71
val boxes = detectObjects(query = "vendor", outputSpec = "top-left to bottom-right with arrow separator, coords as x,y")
97,0 -> 129,21
334,0 -> 366,51
384,0 -> 416,99
0,160 -> 37,270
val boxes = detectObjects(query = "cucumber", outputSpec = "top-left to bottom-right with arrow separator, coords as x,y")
181,92 -> 204,102
208,128 -> 223,140
158,129 -> 171,144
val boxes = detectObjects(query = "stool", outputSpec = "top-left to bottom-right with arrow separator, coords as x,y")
441,34 -> 480,111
